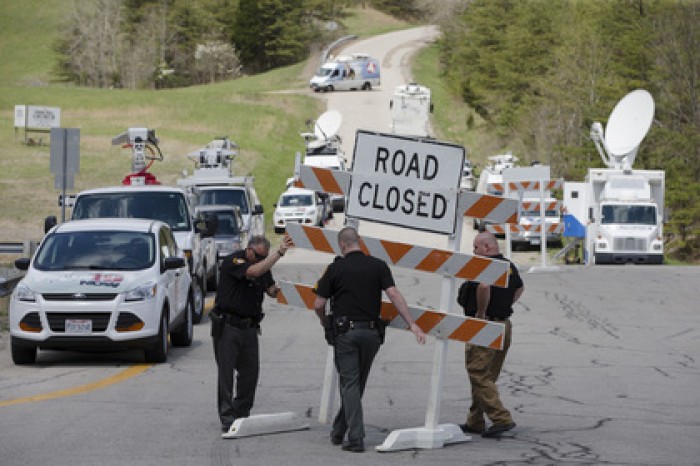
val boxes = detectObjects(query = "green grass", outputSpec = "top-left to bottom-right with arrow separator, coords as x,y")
341,7 -> 414,38
0,5 -> 409,246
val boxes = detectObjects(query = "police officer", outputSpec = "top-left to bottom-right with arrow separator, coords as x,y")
313,226 -> 426,452
457,231 -> 524,438
212,234 -> 293,433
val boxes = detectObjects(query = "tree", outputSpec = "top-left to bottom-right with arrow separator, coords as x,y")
234,0 -> 314,73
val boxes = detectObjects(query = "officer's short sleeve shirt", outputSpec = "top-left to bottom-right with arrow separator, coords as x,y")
315,251 -> 394,320
216,249 -> 274,317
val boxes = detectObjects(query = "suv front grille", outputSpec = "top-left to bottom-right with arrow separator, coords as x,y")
47,312 -> 111,332
42,293 -> 117,301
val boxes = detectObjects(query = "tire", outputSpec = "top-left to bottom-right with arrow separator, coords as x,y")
326,85 -> 334,92
145,311 -> 168,363
11,337 -> 37,365
170,295 -> 193,347
362,82 -> 371,90
206,261 -> 219,292
191,275 -> 205,324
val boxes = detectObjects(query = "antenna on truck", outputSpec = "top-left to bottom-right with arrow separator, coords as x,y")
112,127 -> 164,185
590,89 -> 655,170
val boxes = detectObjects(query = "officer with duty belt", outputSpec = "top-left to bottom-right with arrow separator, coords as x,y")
313,226 -> 427,453
211,234 -> 292,433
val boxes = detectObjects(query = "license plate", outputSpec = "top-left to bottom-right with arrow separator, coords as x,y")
66,319 -> 92,334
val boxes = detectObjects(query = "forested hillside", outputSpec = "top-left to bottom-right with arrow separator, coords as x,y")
437,0 -> 699,261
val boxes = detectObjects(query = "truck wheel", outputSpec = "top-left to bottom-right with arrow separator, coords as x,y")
362,82 -> 372,90
170,295 -> 193,347
11,337 -> 37,365
325,85 -> 334,92
145,311 -> 168,363
192,276 -> 205,324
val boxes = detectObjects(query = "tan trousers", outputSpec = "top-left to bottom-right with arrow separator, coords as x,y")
464,319 -> 513,429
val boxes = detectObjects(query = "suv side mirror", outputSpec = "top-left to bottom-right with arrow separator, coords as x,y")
15,257 -> 30,271
252,204 -> 264,215
163,256 -> 186,270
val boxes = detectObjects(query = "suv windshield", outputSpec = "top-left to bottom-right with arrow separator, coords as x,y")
34,230 -> 155,271
199,189 -> 249,214
72,192 -> 191,232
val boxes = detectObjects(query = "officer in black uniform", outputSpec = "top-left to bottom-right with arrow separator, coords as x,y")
457,231 -> 524,438
313,226 -> 426,453
212,234 -> 292,433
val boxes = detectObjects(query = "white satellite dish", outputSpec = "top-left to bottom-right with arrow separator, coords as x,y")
314,110 -> 342,142
590,89 -> 655,169
605,89 -> 654,158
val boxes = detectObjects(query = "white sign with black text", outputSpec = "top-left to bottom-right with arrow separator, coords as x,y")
347,131 -> 464,234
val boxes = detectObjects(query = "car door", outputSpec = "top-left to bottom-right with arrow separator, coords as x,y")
159,226 -> 186,322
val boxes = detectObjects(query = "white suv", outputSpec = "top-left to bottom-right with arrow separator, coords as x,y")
273,188 -> 327,233
10,218 -> 193,364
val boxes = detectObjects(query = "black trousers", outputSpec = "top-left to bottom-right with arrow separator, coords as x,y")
332,328 -> 381,442
213,323 -> 259,429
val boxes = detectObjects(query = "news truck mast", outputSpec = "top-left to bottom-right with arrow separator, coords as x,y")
111,127 -> 164,185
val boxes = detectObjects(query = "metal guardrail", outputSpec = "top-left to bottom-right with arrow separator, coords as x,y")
319,35 -> 358,68
0,241 -> 36,255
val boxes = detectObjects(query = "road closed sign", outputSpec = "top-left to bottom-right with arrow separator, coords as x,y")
347,131 -> 464,234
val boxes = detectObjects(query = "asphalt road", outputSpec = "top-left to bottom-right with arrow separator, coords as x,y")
1,260 -> 699,465
1,27 -> 699,466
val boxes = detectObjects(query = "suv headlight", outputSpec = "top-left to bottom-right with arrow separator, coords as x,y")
14,283 -> 36,302
124,282 -> 157,302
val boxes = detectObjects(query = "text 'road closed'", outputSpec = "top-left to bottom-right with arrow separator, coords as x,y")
349,131 -> 464,234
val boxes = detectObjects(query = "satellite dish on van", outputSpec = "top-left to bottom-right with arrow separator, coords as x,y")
314,110 -> 342,142
591,89 -> 654,169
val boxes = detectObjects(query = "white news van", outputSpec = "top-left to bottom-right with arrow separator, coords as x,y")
310,53 -> 380,92
564,89 -> 665,264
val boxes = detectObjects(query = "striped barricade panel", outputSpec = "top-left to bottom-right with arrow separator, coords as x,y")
486,223 -> 565,235
520,200 -> 563,212
294,165 -> 351,195
285,223 -> 510,287
276,281 -> 505,350
489,178 -> 564,193
457,191 -> 519,224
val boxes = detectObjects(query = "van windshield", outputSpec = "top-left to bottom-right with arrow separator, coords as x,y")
199,189 -> 249,214
601,204 -> 656,225
72,192 -> 191,232
316,66 -> 334,77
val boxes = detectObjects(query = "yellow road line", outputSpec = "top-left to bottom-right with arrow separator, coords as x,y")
0,364 -> 152,408
0,296 -> 215,408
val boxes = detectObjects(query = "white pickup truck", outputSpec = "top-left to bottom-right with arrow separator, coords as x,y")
66,185 -> 217,323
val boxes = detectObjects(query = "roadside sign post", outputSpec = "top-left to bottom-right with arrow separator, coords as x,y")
49,128 -> 80,222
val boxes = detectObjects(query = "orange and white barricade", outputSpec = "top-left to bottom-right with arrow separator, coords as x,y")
276,281 -> 505,350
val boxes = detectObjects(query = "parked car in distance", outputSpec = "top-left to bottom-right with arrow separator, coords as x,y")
194,205 -> 247,264
9,218 -> 193,365
273,188 -> 327,233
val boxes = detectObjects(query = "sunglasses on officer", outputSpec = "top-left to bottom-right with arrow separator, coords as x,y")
248,247 -> 268,261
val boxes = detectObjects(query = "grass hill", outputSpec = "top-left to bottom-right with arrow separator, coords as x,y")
0,3 -> 413,246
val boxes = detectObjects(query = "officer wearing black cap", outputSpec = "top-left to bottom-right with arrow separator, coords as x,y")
313,226 -> 426,453
212,234 -> 293,433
